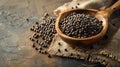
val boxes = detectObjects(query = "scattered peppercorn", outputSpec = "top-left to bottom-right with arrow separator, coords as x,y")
64,49 -> 68,52
44,51 -> 48,54
58,49 -> 61,52
30,12 -> 57,55
58,42 -> 61,46
35,48 -> 39,50
70,53 -> 73,56
48,54 -> 51,58
32,43 -> 35,48
26,18 -> 29,22
35,22 -> 39,25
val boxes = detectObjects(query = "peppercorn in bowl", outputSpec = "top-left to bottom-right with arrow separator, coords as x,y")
55,9 -> 108,46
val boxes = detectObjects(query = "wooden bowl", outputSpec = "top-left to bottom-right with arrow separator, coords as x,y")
55,9 -> 108,46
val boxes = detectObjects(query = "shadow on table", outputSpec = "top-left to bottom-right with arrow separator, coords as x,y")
94,9 -> 120,49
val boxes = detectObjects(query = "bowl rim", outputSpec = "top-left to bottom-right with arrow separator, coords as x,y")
55,9 -> 108,41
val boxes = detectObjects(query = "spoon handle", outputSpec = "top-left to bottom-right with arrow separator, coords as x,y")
106,0 -> 120,14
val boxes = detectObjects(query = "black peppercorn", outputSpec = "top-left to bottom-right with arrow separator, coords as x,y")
39,47 -> 42,50
59,12 -> 103,38
70,53 -> 73,56
30,12 -> 57,56
64,49 -> 68,52
58,42 -> 61,46
35,48 -> 38,50
26,18 -> 29,22
58,49 -> 61,52
32,43 -> 35,48
30,28 -> 34,31
44,51 -> 48,54
48,54 -> 51,58
35,22 -> 39,25
39,50 -> 41,53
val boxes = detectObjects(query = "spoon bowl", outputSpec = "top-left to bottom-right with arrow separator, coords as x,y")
55,0 -> 120,46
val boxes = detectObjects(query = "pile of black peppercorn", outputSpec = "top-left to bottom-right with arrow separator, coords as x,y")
30,13 -> 56,58
59,12 -> 103,38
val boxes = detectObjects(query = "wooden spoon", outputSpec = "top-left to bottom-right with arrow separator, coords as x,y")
55,0 -> 120,46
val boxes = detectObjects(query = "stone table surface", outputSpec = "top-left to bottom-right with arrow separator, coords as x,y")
0,0 -> 119,67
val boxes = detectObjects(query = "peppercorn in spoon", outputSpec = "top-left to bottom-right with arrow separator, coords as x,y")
55,0 -> 120,46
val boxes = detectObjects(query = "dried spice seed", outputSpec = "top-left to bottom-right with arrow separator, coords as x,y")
70,53 -> 73,56
26,18 -> 29,22
32,43 -> 35,48
35,22 -> 39,25
38,47 -> 42,50
40,42 -> 44,46
30,38 -> 35,41
36,40 -> 39,44
58,42 -> 61,46
71,7 -> 74,9
48,54 -> 51,58
44,12 -> 49,17
39,50 -> 41,53
33,34 -> 39,39
30,28 -> 34,31
58,49 -> 61,52
43,45 -> 48,48
41,52 -> 45,54
59,12 -> 103,38
75,6 -> 78,8
35,48 -> 39,50
44,51 -> 48,54
64,49 -> 68,52
30,12 -> 56,58
77,3 -> 80,5
29,38 -> 32,40
36,30 -> 39,33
